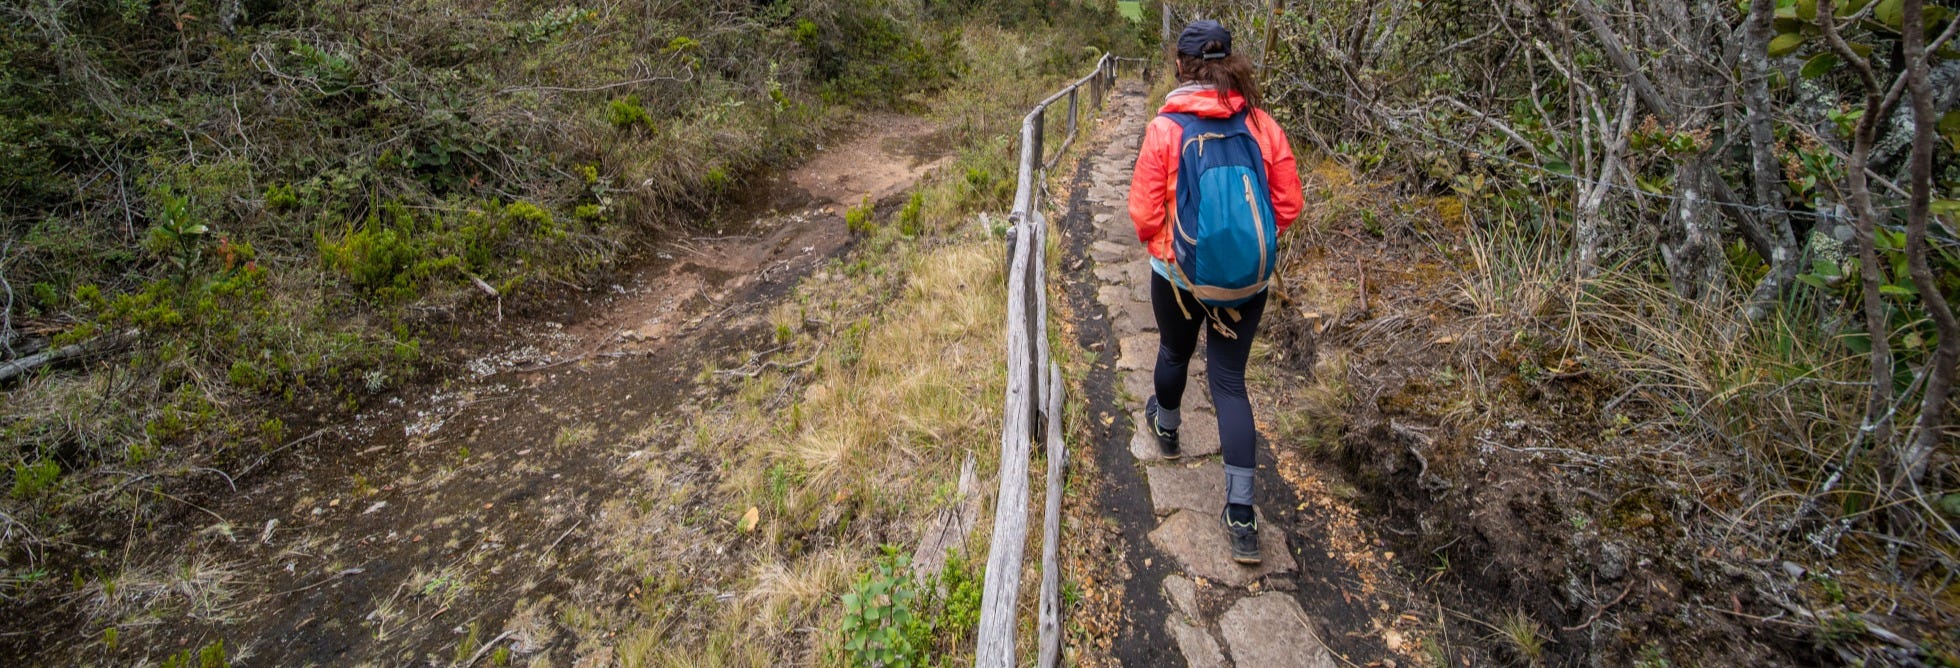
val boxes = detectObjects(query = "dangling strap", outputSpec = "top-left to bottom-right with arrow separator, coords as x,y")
1168,261 -> 1243,339
1166,262 -> 1196,321
1206,306 -> 1240,339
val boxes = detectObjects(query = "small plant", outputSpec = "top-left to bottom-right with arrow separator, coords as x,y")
143,190 -> 211,285
837,546 -> 986,666
1495,611 -> 1545,663
1634,643 -> 1671,668
10,459 -> 59,499
840,547 -> 929,667
608,95 -> 654,130
160,639 -> 228,668
705,167 -> 732,192
453,623 -> 482,664
263,183 -> 298,211
845,196 -> 877,234
898,191 -> 925,236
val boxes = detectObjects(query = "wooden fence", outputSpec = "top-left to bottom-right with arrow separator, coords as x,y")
972,53 -> 1144,668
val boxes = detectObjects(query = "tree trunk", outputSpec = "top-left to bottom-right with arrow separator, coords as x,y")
1741,0 -> 1801,320
1898,0 -> 1958,486
1818,0 -> 1900,441
1662,157 -> 1730,301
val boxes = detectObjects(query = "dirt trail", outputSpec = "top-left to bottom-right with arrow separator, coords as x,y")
18,115 -> 953,666
1058,81 -> 1417,667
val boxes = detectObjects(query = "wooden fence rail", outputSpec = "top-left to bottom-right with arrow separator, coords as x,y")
973,52 -> 1145,668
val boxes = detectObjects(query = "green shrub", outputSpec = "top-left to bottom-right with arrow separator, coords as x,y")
264,184 -> 298,211
705,167 -> 732,192
898,191 -> 925,236
840,548 -> 930,667
160,640 -> 228,668
837,546 -> 986,666
845,196 -> 877,234
10,460 -> 60,500
609,95 -> 654,130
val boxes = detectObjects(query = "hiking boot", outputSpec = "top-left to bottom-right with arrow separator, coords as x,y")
1223,504 -> 1261,564
1144,396 -> 1181,459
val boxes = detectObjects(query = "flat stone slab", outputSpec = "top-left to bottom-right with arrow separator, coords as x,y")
1113,300 -> 1158,334
1102,219 -> 1136,244
1164,574 -> 1200,618
1120,369 -> 1151,403
1147,509 -> 1294,588
1090,240 -> 1128,264
1146,463 -> 1226,517
1117,334 -> 1157,371
1121,370 -> 1213,415
1092,258 -> 1148,287
1166,616 -> 1227,668
1131,409 -> 1220,462
1220,594 -> 1338,668
1097,284 -> 1134,310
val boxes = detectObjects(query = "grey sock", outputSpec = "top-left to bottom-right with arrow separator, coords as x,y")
1224,464 -> 1256,506
1155,405 -> 1181,431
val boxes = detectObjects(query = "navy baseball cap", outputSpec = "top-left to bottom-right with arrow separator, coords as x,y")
1177,20 -> 1232,60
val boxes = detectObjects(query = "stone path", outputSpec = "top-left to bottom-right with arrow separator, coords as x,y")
1076,84 -> 1337,668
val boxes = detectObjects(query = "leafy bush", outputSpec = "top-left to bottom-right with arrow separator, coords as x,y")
841,549 -> 930,666
608,95 -> 654,130
838,546 -> 985,666
10,460 -> 60,500
898,191 -> 926,236
845,196 -> 878,234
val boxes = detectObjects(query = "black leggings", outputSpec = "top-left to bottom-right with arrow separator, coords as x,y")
1150,272 -> 1266,483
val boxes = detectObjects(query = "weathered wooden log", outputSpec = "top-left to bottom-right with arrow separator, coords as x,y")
0,329 -> 135,384
1036,363 -> 1066,668
975,208 -> 1040,668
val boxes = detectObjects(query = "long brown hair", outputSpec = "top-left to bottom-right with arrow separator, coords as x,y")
1176,50 -> 1261,112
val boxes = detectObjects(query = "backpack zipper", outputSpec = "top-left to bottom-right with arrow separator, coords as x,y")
1244,174 -> 1268,281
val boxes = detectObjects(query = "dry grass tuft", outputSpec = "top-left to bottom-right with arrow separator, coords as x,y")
76,553 -> 242,625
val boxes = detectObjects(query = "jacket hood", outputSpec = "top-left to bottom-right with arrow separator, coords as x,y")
1161,84 -> 1249,118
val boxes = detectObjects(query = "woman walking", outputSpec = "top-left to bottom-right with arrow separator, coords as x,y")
1126,19 -> 1303,564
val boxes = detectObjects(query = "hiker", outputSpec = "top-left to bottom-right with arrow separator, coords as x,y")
1126,19 -> 1303,565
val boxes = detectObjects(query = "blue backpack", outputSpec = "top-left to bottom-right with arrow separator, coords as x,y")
1164,109 -> 1278,327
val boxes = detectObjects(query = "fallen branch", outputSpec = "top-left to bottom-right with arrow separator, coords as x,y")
1562,579 -> 1635,631
464,272 -> 503,322
713,344 -> 823,379
0,328 -> 137,384
458,630 -> 517,667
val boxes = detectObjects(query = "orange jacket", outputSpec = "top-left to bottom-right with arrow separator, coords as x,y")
1127,88 -> 1303,262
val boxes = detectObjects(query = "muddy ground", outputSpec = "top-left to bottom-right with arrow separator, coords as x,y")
8,115 -> 954,666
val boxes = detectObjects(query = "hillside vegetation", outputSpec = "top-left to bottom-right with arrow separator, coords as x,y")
1190,0 -> 1959,663
0,1 -> 1144,660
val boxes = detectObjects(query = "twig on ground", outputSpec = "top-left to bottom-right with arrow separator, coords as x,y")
714,344 -> 824,379
1562,579 -> 1635,631
536,519 -> 584,566
238,428 -> 331,477
458,630 -> 517,667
